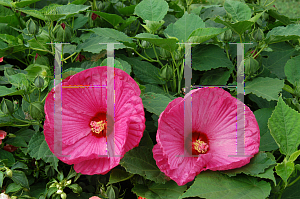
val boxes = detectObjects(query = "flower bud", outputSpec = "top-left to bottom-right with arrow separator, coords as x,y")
174,47 -> 184,61
20,78 -> 30,93
11,196 -> 17,199
0,193 -> 11,199
6,169 -> 13,178
1,99 -> 14,115
34,75 -> 44,89
26,18 -> 39,35
252,28 -> 264,41
140,40 -> 151,49
245,56 -> 260,76
29,102 -> 45,121
65,180 -> 72,186
5,67 -> 16,76
106,185 -> 119,199
56,189 -> 63,194
220,29 -> 232,42
53,23 -> 72,43
61,192 -> 67,199
160,48 -> 171,59
160,64 -> 173,80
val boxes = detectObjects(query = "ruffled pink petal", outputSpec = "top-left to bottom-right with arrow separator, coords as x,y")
44,66 -> 145,173
74,156 -> 121,175
0,130 -> 7,139
153,88 -> 260,185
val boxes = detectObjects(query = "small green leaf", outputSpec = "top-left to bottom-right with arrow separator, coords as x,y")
180,171 -> 271,199
289,150 -> 300,162
214,16 -> 254,35
254,108 -> 278,151
254,166 -> 276,185
224,0 -> 251,22
90,11 -> 124,27
11,170 -> 29,189
15,0 -> 40,8
135,33 -> 178,52
275,159 -> 294,186
120,146 -> 167,183
6,182 -> 23,193
164,12 -> 205,42
134,0 -> 169,21
285,55 -> 300,85
0,149 -> 15,167
187,27 -> 228,43
192,44 -> 233,71
108,169 -> 134,185
11,162 -> 28,170
27,132 -> 59,172
141,92 -> 171,116
0,171 -> 3,187
245,77 -> 284,101
222,152 -> 276,176
200,68 -> 232,85
119,56 -> 165,85
268,96 -> 300,156
265,24 -> 300,44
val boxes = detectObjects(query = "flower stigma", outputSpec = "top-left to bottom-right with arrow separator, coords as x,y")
192,139 -> 209,154
90,120 -> 107,137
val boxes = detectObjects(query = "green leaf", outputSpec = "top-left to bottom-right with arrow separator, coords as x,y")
164,12 -> 205,42
6,73 -> 27,88
265,24 -> 300,44
15,0 -> 40,8
0,86 -> 24,97
200,68 -> 232,85
100,58 -> 131,75
11,170 -> 29,189
192,44 -> 233,71
119,5 -> 136,16
267,10 -> 291,25
134,0 -> 168,21
18,8 -> 47,21
281,173 -> 300,198
245,77 -> 284,101
139,130 -> 153,149
45,4 -> 91,21
14,128 -> 35,143
90,11 -> 124,27
224,0 -> 251,22
214,16 -> 254,35
11,162 -> 28,170
0,171 -> 3,188
254,108 -> 278,151
6,137 -> 27,147
90,28 -> 133,44
275,159 -> 294,186
133,181 -> 186,199
119,56 -> 165,85
135,33 -> 178,52
289,150 -> 300,162
268,96 -> 300,156
108,169 -> 134,185
73,14 -> 88,30
120,146 -> 167,183
141,92 -> 171,116
27,132 -> 59,172
0,149 -> 15,167
76,35 -> 126,54
261,48 -> 295,79
0,0 -> 14,8
254,165 -> 276,185
180,171 -> 271,199
285,55 -> 300,85
0,44 -> 28,58
6,182 -> 23,193
187,27 -> 228,43
222,152 -> 276,176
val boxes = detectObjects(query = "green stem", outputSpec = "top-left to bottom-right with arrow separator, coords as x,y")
30,47 -> 54,55
62,52 -> 77,62
266,0 -> 276,7
239,35 -> 243,43
253,44 -> 267,59
283,84 -> 295,95
287,175 -> 300,187
225,43 -> 230,59
152,46 -> 164,68
38,89 -> 41,101
133,49 -> 156,63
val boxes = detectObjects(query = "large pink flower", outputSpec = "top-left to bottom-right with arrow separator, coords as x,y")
153,88 -> 260,186
44,66 -> 145,175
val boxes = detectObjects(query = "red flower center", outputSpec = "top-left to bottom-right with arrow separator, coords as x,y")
90,112 -> 107,138
186,132 -> 209,155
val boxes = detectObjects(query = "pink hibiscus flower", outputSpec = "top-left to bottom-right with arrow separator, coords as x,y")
44,66 -> 145,175
0,130 -> 7,145
153,88 -> 260,186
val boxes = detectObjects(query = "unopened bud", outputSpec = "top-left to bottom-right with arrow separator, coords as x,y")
6,169 -> 13,178
56,189 -> 63,194
1,99 -> 14,115
252,28 -> 264,41
34,75 -> 44,89
26,18 -> 39,35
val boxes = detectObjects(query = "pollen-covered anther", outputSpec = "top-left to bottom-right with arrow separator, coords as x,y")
90,120 -> 106,134
193,140 -> 209,154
